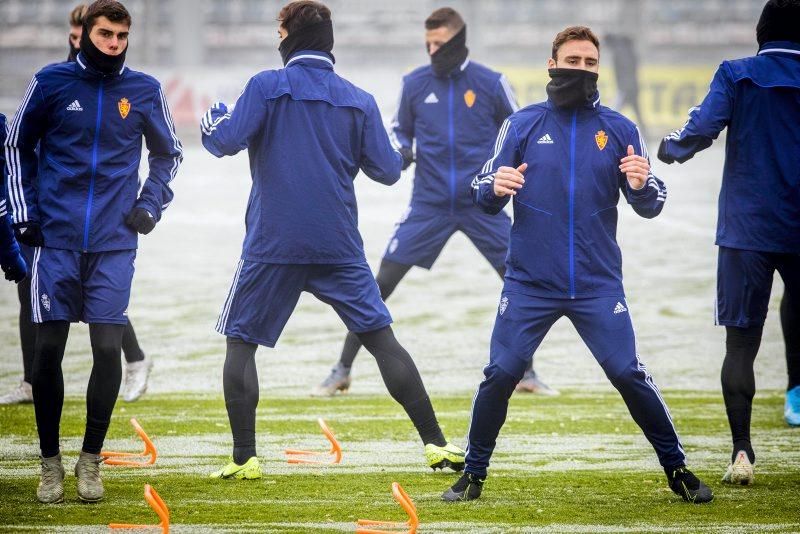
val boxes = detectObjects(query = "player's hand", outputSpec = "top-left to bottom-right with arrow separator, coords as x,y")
13,222 -> 44,247
619,145 -> 649,190
399,146 -> 414,170
493,163 -> 527,197
1,253 -> 28,283
126,208 -> 156,235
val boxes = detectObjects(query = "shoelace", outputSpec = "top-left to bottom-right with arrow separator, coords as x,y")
79,457 -> 101,479
41,461 -> 61,485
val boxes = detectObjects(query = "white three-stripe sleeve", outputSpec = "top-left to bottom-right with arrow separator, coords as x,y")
5,76 -> 46,225
498,74 -> 520,115
140,84 -> 184,219
388,79 -> 413,150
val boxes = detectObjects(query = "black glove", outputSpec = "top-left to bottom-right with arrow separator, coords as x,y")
125,208 -> 156,235
13,222 -> 44,247
399,146 -> 415,171
1,252 -> 28,283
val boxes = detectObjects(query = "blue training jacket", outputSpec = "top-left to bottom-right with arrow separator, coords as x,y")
202,51 -> 402,265
471,94 -> 666,299
0,114 -> 25,267
391,59 -> 518,212
4,53 -> 183,252
658,41 -> 800,254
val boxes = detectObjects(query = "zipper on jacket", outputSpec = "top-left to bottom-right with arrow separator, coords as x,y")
448,78 -> 456,214
83,79 -> 104,252
568,110 -> 577,299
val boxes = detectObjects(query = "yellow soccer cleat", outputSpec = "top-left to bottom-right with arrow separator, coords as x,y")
425,442 -> 465,472
209,456 -> 262,480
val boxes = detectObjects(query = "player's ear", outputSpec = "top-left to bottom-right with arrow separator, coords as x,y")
547,57 -> 556,69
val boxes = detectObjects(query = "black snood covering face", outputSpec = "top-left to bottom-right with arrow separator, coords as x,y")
546,68 -> 599,109
279,19 -> 335,66
79,24 -> 127,74
430,25 -> 468,78
68,38 -> 79,62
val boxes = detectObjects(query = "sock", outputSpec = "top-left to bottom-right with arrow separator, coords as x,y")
781,291 -> 800,390
357,326 -> 446,446
721,325 -> 762,464
82,323 -> 125,454
224,337 -> 259,464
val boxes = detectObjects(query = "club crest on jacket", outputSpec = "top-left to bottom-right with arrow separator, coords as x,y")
595,130 -> 607,150
118,98 -> 131,119
464,89 -> 476,108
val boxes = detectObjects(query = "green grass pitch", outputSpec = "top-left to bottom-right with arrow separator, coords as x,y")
1,390 -> 799,533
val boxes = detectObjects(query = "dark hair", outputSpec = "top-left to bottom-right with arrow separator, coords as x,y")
552,25 -> 600,60
278,1 -> 331,34
424,7 -> 464,32
84,0 -> 131,30
69,3 -> 87,26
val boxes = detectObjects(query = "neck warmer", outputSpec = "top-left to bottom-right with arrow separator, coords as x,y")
756,0 -> 800,49
430,25 -> 468,78
79,24 -> 127,75
279,19 -> 335,66
546,68 -> 598,109
68,38 -> 79,62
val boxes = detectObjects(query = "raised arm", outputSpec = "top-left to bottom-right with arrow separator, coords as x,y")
201,76 -> 269,158
471,118 -> 523,215
657,63 -> 734,164
620,127 -> 666,219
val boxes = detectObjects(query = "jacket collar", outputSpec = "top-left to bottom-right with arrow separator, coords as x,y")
285,50 -> 335,70
757,40 -> 800,57
75,52 -> 127,79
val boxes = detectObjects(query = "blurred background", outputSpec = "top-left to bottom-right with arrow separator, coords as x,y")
0,0 -> 768,135
0,0 -> 788,397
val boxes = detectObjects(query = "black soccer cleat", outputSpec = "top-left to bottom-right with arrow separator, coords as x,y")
666,467 -> 714,504
441,472 -> 484,502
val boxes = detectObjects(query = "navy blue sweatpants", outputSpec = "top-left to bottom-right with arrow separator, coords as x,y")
465,291 -> 686,477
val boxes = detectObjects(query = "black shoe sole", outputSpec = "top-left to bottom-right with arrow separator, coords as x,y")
430,459 -> 465,472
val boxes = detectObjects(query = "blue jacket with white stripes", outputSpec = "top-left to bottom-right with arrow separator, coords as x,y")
4,53 -> 183,252
0,114 -> 26,271
658,41 -> 800,254
472,94 -> 666,299
201,51 -> 402,264
391,59 -> 518,212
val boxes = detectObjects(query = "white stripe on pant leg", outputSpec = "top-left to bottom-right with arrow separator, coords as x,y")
31,247 -> 42,323
216,259 -> 244,334
625,298 -> 686,460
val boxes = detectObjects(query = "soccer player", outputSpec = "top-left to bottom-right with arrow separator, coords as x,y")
201,0 -> 465,480
658,0 -> 800,485
1,114 -> 28,285
5,0 -> 182,503
442,26 -> 712,504
314,7 -> 556,397
0,1 -> 153,406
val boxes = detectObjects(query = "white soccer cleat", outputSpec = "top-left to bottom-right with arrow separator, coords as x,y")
311,362 -> 351,397
122,356 -> 153,402
0,380 -> 33,404
722,450 -> 754,485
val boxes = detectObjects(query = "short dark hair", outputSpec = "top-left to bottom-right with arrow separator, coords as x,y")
552,26 -> 600,60
84,0 -> 131,30
425,7 -> 464,32
69,4 -> 87,27
278,1 -> 331,34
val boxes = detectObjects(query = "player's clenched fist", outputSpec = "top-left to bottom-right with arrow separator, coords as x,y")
493,163 -> 528,197
619,145 -> 649,190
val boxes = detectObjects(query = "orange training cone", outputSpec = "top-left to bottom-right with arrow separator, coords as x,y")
284,418 -> 342,464
356,482 -> 419,534
102,418 -> 157,466
109,484 -> 170,533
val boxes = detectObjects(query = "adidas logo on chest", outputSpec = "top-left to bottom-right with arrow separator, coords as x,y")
424,92 -> 439,104
537,133 -> 554,144
66,100 -> 83,112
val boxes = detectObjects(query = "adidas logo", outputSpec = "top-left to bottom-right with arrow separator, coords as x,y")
613,301 -> 627,315
537,133 -> 554,144
66,100 -> 83,111
424,92 -> 439,104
